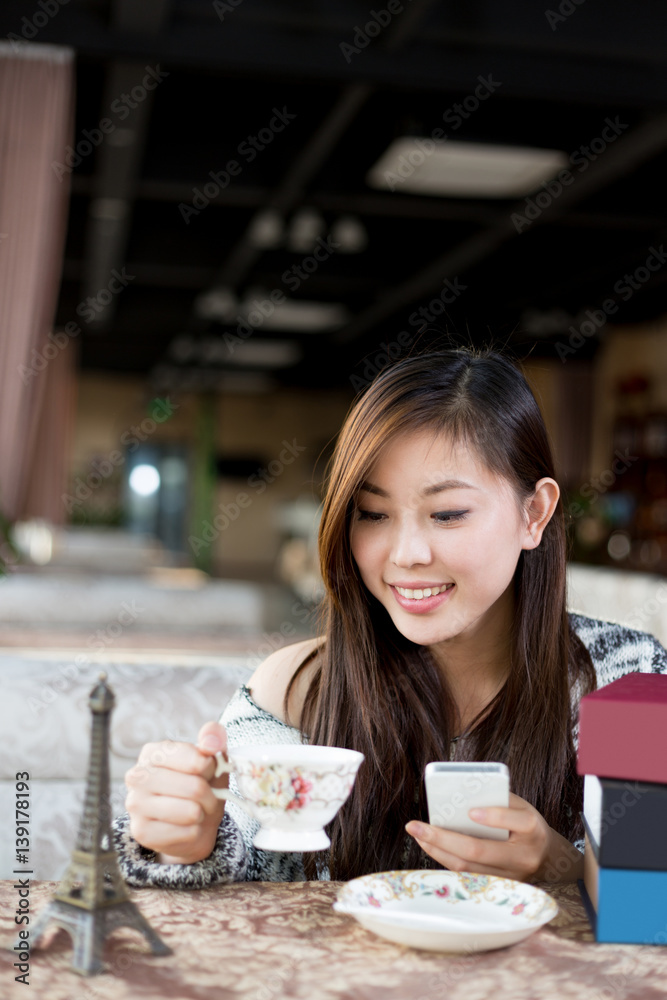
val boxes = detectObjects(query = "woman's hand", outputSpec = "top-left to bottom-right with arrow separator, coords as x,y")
124,721 -> 229,866
406,792 -> 584,883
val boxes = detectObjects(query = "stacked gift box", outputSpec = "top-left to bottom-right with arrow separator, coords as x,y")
576,672 -> 667,944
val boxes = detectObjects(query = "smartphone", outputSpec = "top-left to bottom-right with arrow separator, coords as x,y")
424,761 -> 510,840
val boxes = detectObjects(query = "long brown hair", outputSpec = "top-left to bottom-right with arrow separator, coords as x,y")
287,346 -> 596,880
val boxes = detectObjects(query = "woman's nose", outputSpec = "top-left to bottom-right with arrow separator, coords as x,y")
390,521 -> 432,568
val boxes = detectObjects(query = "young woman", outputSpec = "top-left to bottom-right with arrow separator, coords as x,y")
114,346 -> 667,888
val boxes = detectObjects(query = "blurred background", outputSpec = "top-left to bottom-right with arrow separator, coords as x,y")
1,0 -> 666,877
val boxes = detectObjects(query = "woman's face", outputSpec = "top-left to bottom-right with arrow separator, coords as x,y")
349,428 -> 543,653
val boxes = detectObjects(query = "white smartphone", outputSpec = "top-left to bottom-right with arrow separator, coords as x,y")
424,761 -> 510,840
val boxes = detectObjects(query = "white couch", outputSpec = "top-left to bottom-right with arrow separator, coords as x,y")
0,649 -> 253,880
2,562 -> 664,880
567,562 -> 667,647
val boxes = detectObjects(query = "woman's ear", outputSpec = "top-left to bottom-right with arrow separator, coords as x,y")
522,477 -> 560,550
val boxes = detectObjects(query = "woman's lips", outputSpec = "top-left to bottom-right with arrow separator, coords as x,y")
390,583 -> 455,614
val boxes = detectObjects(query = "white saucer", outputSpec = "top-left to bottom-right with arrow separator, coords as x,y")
253,826 -> 331,852
334,870 -> 558,952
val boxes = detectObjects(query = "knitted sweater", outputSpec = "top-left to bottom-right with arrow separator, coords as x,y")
112,612 -> 667,888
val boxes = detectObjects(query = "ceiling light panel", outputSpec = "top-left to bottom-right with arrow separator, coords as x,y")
366,139 -> 570,197
225,339 -> 302,368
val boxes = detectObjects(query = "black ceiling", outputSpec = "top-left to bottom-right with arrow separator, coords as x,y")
4,0 -> 667,391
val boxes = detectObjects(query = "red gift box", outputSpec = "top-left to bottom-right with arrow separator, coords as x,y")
577,672 -> 667,784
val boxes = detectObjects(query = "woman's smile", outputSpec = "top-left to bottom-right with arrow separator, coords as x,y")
390,582 -> 456,614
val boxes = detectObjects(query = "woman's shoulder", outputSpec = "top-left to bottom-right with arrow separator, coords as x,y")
244,634 -> 325,729
567,610 -> 667,684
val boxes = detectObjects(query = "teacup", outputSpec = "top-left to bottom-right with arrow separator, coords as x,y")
211,743 -> 364,852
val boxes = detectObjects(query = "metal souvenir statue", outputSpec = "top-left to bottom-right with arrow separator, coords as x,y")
22,673 -> 171,975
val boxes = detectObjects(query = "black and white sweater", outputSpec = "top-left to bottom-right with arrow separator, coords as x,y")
112,612 -> 667,888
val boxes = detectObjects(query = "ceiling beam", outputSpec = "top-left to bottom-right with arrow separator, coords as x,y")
62,259 -> 375,294
78,0 -> 171,331
4,4 -> 667,107
334,112 -> 667,344
206,84 -> 372,295
183,0 -> 440,337
69,175 -> 667,233
506,226 -> 667,310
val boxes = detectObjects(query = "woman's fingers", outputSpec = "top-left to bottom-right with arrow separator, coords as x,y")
406,822 -> 508,868
127,791 -> 205,827
405,806 -> 546,880
133,739 -> 213,779
416,845 -> 503,877
196,722 -> 230,793
129,817 -> 206,855
197,721 -> 228,755
125,769 -> 221,818
465,793 -> 534,835
124,729 -> 229,861
405,823 -> 505,874
466,806 -> 530,836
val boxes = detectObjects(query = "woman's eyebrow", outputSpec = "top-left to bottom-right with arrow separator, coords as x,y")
358,479 -> 478,498
421,479 -> 479,496
358,481 -> 389,497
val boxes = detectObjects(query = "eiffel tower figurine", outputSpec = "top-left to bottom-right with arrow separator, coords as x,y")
24,672 -> 172,975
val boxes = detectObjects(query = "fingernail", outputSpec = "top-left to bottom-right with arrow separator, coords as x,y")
200,735 -> 222,751
406,821 -> 426,838
469,808 -> 485,821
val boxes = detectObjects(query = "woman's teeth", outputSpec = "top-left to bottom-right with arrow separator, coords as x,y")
394,584 -> 453,600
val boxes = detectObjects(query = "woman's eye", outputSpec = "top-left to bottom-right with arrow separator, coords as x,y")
356,510 -> 385,522
432,510 -> 469,524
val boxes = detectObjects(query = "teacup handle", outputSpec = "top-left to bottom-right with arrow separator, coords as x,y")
210,752 -> 260,821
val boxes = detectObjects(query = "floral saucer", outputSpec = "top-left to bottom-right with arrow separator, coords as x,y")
333,870 -> 558,952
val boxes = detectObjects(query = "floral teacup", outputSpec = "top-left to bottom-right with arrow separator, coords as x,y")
212,743 -> 364,852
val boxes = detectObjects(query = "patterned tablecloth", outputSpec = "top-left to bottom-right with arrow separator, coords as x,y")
2,879 -> 667,1000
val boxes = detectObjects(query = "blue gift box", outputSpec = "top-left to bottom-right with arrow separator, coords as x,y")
581,824 -> 667,944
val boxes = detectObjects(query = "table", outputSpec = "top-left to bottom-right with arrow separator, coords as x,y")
2,879 -> 667,999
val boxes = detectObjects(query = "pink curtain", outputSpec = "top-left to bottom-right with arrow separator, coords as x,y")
21,337 -> 78,524
0,41 -> 75,525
